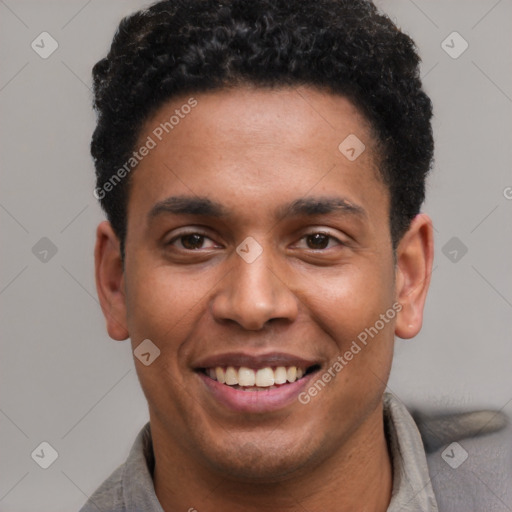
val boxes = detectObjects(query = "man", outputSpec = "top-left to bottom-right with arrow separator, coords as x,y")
82,1 -> 509,511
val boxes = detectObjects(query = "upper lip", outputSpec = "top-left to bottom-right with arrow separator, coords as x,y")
193,352 -> 320,370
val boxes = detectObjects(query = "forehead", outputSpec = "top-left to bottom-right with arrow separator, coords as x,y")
129,85 -> 387,227
142,85 -> 376,154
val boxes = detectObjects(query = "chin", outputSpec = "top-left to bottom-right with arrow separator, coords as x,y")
197,433 -> 318,483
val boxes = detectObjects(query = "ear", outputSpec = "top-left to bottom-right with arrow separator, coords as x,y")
94,221 -> 129,341
394,213 -> 434,339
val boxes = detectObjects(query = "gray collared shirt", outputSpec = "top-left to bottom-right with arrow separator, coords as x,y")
384,394 -> 438,511
79,392 -> 442,511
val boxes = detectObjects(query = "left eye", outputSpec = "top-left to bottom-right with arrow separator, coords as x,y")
296,232 -> 342,250
168,233 -> 218,250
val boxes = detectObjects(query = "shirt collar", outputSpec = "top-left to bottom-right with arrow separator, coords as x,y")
121,393 -> 438,511
122,422 -> 164,512
384,392 -> 439,511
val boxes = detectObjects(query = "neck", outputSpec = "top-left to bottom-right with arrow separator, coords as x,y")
152,404 -> 392,512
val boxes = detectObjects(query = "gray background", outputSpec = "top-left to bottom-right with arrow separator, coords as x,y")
1,1 -> 511,510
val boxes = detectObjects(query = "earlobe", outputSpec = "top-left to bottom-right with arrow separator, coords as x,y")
394,213 -> 434,339
94,221 -> 129,341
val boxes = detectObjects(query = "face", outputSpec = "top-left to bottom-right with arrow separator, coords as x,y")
95,85 -> 433,482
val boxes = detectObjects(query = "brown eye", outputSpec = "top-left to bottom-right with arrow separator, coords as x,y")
294,231 -> 343,251
180,234 -> 205,250
306,233 -> 330,250
167,232 -> 218,251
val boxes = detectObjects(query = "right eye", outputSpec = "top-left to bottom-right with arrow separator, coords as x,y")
167,232 -> 219,251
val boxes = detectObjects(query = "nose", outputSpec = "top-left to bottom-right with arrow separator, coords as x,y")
210,248 -> 299,331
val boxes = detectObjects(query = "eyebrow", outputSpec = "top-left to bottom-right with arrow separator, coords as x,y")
276,196 -> 367,220
149,196 -> 228,219
148,195 -> 367,221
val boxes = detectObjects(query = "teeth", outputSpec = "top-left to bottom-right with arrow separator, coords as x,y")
240,385 -> 278,391
286,366 -> 297,383
274,366 -> 287,384
206,365 -> 309,387
255,367 -> 274,387
225,366 -> 238,385
238,367 -> 256,386
215,367 -> 226,384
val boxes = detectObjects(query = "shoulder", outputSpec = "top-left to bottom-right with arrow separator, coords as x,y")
78,422 -> 154,512
78,464 -> 126,512
412,406 -> 512,511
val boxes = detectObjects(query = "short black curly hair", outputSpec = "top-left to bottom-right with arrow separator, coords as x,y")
91,0 -> 433,258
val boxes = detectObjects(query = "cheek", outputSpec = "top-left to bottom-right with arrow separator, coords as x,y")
300,268 -> 396,411
300,262 -> 397,393
302,263 -> 396,341
124,264 -> 213,416
124,262 -> 217,347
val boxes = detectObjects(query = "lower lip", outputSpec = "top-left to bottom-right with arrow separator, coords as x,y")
197,371 -> 317,413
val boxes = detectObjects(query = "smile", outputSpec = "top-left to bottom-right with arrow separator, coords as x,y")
201,365 -> 315,390
195,355 -> 322,413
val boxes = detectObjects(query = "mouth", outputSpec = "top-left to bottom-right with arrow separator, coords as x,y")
193,353 -> 322,413
198,364 -> 321,391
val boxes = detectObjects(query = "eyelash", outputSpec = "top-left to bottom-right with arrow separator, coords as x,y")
166,231 -> 344,251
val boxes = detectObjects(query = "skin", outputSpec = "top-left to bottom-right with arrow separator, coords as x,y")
95,85 -> 433,512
